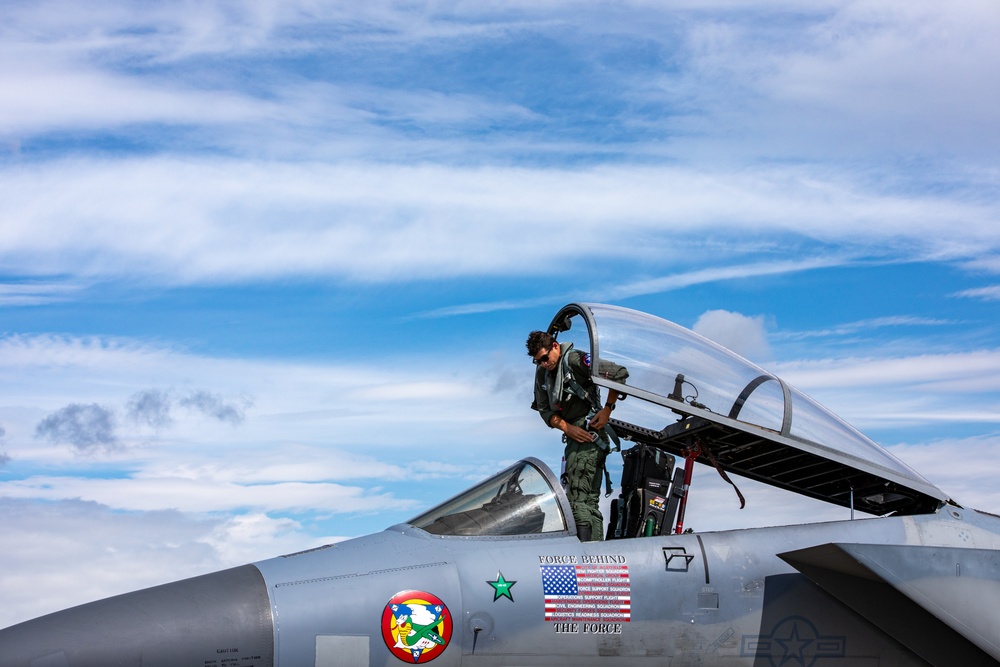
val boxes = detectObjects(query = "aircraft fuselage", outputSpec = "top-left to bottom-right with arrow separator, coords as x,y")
5,505 -> 999,666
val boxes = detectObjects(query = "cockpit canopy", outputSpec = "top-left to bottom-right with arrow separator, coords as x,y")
550,303 -> 948,516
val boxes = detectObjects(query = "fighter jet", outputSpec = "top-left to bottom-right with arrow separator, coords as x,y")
2,302 -> 998,666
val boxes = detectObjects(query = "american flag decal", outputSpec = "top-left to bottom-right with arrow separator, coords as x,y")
540,564 -> 631,622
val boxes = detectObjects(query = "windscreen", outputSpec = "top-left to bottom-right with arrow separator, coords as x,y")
408,460 -> 568,537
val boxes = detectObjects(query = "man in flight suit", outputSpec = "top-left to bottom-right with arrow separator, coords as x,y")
527,330 -> 626,541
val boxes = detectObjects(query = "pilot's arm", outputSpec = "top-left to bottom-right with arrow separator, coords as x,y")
588,395 -> 618,431
589,359 -> 628,431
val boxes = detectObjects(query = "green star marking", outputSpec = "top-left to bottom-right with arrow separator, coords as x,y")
487,571 -> 517,602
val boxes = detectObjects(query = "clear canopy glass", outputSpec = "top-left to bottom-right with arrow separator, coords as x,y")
549,303 -> 946,514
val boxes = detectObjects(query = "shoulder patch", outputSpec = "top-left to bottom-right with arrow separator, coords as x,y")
583,353 -> 591,367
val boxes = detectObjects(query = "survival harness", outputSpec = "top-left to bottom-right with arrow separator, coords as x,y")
554,347 -> 622,497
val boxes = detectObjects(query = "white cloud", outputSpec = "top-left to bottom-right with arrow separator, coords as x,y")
354,380 -> 476,402
772,350 -> 1000,430
0,499 -> 219,628
415,258 -> 852,319
774,315 -> 955,341
1,0 -> 996,170
0,159 -> 996,285
954,285 -> 1000,302
0,497 -> 342,628
961,256 -> 1000,275
0,281 -> 83,306
692,309 -> 772,363
669,0 -> 1000,160
775,351 -> 1000,392
0,1 -> 996,295
199,512 -> 341,565
0,475 -> 409,514
886,434 -> 1000,510
0,334 -> 167,371
0,61 -> 274,135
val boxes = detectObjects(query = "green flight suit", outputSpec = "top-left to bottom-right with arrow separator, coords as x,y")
561,437 -> 607,540
533,343 -> 626,541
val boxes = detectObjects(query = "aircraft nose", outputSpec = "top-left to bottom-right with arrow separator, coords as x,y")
0,564 -> 274,667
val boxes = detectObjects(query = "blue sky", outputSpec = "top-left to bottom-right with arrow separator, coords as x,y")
2,0 -> 1000,627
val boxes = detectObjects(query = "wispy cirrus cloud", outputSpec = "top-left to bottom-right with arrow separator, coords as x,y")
773,315 -> 956,341
414,257 -> 860,319
15,159 -> 997,284
773,350 -> 1000,430
0,281 -> 84,306
21,156 -> 1000,290
0,475 -> 411,515
1,0 -> 997,295
2,2 -> 997,158
954,285 -> 1000,302
775,350 -> 1000,391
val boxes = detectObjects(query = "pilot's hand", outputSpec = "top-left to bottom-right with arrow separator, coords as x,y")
589,406 -> 611,430
564,423 -> 595,443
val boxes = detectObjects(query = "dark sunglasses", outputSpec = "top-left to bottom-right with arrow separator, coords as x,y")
532,349 -> 551,365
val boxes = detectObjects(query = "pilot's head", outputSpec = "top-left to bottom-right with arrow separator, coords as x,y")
526,330 -> 560,371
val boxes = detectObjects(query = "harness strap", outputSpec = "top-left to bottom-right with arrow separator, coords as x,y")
697,436 -> 746,509
584,408 -> 620,497
560,351 -> 621,497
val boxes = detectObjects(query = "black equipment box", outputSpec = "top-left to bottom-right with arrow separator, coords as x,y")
608,445 -> 676,539
622,445 -> 674,491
